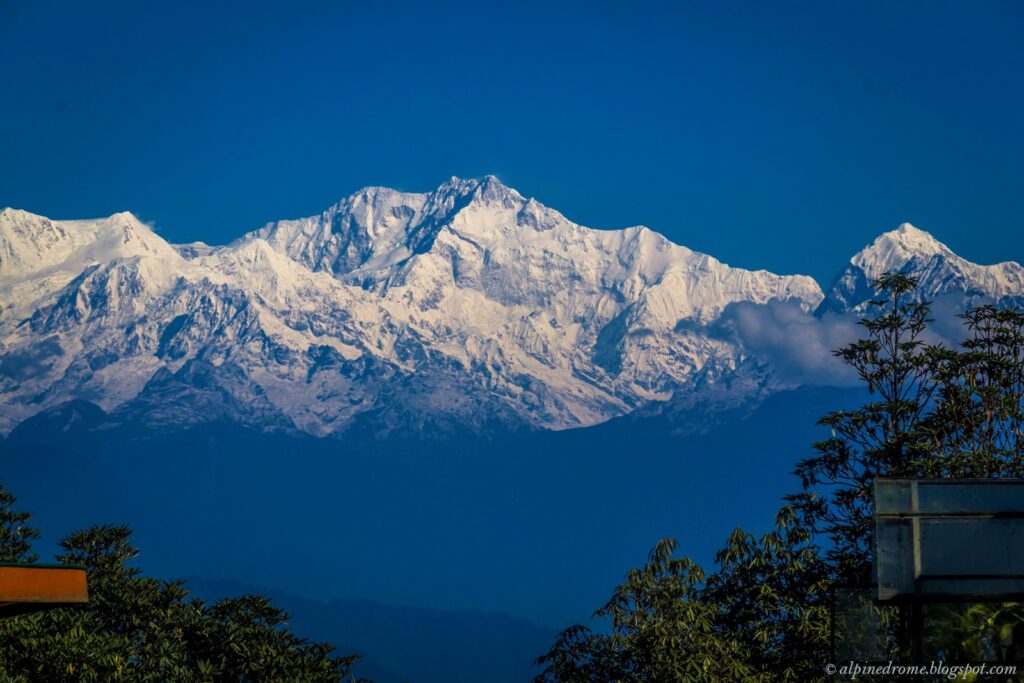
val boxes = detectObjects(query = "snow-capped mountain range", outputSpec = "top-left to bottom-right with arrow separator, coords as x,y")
1,177 -> 1020,438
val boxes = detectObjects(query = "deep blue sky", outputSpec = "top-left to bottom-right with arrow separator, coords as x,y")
1,0 -> 1021,286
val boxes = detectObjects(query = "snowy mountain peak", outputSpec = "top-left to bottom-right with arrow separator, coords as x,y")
0,207 -> 181,285
895,221 -> 931,237
820,223 -> 1024,314
892,221 -> 945,248
248,178 -> 580,287
850,222 -> 950,274
472,175 -> 522,202
108,210 -> 141,223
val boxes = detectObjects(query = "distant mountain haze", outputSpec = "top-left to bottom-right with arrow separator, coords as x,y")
184,577 -> 556,683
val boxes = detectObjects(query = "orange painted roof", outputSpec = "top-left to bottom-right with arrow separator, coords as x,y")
0,565 -> 88,617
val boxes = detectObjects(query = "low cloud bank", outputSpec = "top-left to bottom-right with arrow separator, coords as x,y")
712,299 -> 861,387
711,294 -> 982,388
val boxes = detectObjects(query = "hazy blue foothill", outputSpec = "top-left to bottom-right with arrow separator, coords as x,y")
184,578 -> 557,683
1,386 -> 864,672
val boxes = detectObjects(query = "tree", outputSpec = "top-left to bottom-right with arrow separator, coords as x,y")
703,506 -> 831,680
0,483 -> 40,563
916,304 -> 1024,478
789,273 -> 942,584
0,486 -> 367,682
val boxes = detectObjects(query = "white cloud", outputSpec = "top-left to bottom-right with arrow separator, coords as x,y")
712,299 -> 861,386
713,294 -> 982,388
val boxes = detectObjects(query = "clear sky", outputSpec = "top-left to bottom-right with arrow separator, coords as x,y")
1,0 -> 1021,286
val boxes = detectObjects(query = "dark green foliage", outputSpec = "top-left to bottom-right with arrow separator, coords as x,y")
925,602 -> 1024,663
704,506 -> 831,680
0,488 -> 365,682
537,274 -> 1024,680
916,305 -> 1024,477
0,484 -> 40,563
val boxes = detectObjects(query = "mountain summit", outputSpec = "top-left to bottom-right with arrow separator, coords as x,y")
819,223 -> 1024,314
0,208 -> 179,279
1,182 -> 1020,439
